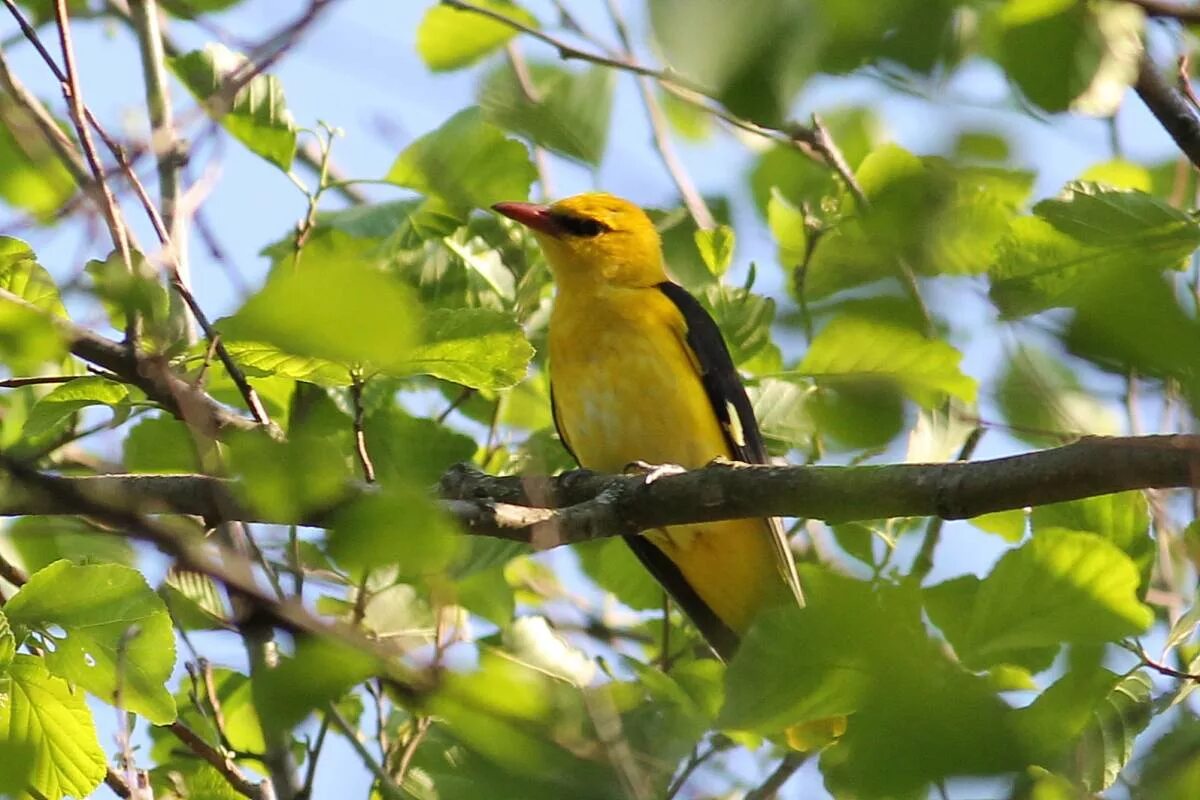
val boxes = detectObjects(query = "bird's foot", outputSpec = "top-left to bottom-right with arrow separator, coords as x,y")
623,460 -> 688,484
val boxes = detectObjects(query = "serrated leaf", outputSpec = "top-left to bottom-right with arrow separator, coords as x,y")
5,560 -> 177,723
416,0 -> 537,71
397,307 -> 532,389
22,377 -> 132,439
701,284 -> 774,367
169,43 -> 296,170
385,107 -> 536,211
480,63 -> 614,165
748,377 -> 813,451
990,184 -> 1200,317
1030,492 -> 1153,591
799,314 -> 976,407
212,340 -> 350,386
938,530 -> 1152,670
0,654 -> 107,799
162,568 -> 229,630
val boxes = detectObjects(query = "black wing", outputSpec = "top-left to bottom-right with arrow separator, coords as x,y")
655,282 -> 804,609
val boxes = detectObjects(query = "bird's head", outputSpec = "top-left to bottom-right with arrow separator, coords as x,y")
492,193 -> 667,290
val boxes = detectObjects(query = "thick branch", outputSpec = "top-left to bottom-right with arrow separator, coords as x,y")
2,436 -> 1197,544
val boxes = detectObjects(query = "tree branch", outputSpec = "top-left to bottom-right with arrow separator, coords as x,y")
1,435 -> 1197,544
0,287 -> 258,436
1123,0 -> 1200,23
1135,53 -> 1200,170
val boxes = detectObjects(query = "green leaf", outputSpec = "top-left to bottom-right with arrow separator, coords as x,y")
997,0 -> 1105,112
213,340 -> 350,387
397,307 -> 532,389
1135,717 -> 1200,798
575,539 -> 664,612
700,283 -> 775,368
5,516 -> 135,573
997,344 -> 1119,447
932,530 -> 1152,670
161,568 -> 230,630
253,637 -> 377,734
385,107 -> 536,211
416,0 -> 537,71
364,405 -> 477,486
123,414 -> 201,473
5,560 -> 177,724
766,188 -> 809,267
748,377 -> 813,452
22,377 -> 133,439
168,43 -> 296,170
1031,492 -> 1155,597
0,238 -> 66,316
480,63 -> 614,166
1075,671 -> 1154,791
0,655 -> 107,800
327,486 -> 462,578
0,96 -> 75,220
226,424 -> 351,522
225,262 -> 419,374
454,565 -> 515,626
148,667 -> 265,765
799,314 -> 976,407
693,224 -> 736,277
990,184 -> 1200,317
804,147 -> 1032,298
0,608 -> 13,669
722,569 -> 1025,796
85,250 -> 172,341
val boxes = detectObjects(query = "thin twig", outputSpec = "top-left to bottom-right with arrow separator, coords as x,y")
0,375 -> 81,389
744,753 -> 806,800
5,0 -> 270,426
664,743 -> 717,800
350,375 -> 376,484
167,720 -> 266,799
505,42 -> 555,198
129,0 -> 194,343
326,703 -> 405,800
392,716 -> 431,789
45,0 -> 140,344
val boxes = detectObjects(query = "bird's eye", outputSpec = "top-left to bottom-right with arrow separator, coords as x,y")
557,215 -> 606,237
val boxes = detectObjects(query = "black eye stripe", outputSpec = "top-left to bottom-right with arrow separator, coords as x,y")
556,214 -> 606,237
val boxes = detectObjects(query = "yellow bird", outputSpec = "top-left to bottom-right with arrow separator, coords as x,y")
493,192 -> 803,660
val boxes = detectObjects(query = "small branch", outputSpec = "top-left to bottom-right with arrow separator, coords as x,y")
744,754 -> 806,800
129,0 -> 194,344
7,0 -> 270,426
0,375 -> 82,388
788,115 -> 868,208
1125,639 -> 1200,682
326,703 -> 405,800
350,376 -> 376,484
392,716 -> 430,789
1135,53 -> 1200,170
664,743 -> 717,800
0,287 -> 258,436
0,46 -> 92,188
167,720 -> 266,800
47,0 -> 140,344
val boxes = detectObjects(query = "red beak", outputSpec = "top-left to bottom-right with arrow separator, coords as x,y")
492,201 -> 560,236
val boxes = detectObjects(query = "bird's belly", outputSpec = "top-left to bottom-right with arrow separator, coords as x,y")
552,329 -> 729,474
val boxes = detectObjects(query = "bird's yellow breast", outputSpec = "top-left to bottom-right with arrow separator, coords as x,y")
549,285 -> 780,633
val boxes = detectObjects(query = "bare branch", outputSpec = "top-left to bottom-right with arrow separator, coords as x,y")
1135,53 -> 1200,170
2,436 -> 1199,544
1123,0 -> 1200,22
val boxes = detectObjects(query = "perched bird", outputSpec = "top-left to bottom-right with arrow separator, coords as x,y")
493,192 -> 803,660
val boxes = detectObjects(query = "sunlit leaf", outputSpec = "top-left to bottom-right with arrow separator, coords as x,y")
416,0 -> 538,71
0,96 -> 75,219
169,43 -> 297,170
397,307 -> 532,389
385,107 -> 536,211
5,560 -> 177,723
480,63 -> 614,165
0,654 -> 107,800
